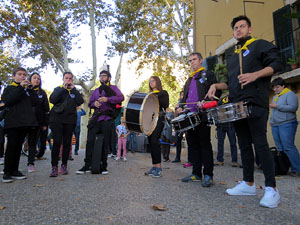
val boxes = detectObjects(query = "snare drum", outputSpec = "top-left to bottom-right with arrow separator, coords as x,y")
171,112 -> 201,132
124,92 -> 159,136
206,101 -> 249,124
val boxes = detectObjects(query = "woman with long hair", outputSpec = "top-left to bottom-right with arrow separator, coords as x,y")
145,76 -> 169,178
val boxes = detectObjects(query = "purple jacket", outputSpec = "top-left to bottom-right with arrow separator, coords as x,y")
89,84 -> 124,121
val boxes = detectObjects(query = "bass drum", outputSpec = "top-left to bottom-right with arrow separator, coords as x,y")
124,92 -> 159,136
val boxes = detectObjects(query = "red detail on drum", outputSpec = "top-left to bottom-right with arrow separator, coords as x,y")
202,101 -> 217,109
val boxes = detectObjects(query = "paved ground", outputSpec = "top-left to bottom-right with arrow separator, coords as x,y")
0,147 -> 300,225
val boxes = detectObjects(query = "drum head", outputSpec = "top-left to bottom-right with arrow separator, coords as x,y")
141,93 -> 159,135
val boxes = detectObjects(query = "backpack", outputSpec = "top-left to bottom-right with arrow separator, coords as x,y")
270,147 -> 291,175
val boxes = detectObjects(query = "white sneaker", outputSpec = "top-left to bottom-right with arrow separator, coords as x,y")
123,157 -> 127,161
0,158 -> 4,165
115,157 -> 120,161
226,181 -> 256,196
28,165 -> 36,173
108,153 -> 113,158
260,187 -> 280,208
0,170 -> 4,175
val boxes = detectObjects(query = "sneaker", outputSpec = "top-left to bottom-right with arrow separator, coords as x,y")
290,172 -> 300,177
75,150 -> 78,155
0,170 -> 4,175
123,157 -> 127,161
2,174 -> 13,183
28,164 -> 36,173
112,154 -> 117,158
101,169 -> 108,175
115,157 -> 120,161
260,187 -> 280,208
152,167 -> 162,178
11,171 -> 27,180
214,161 -> 224,166
108,153 -> 113,158
68,156 -> 74,161
50,166 -> 58,177
0,157 -> 4,165
226,181 -> 256,196
145,167 -> 156,176
183,162 -> 192,168
231,162 -> 238,167
76,165 -> 91,175
181,174 -> 202,182
202,175 -> 213,187
60,164 -> 68,175
172,159 -> 181,163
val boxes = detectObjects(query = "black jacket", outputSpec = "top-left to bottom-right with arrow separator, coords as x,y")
33,87 -> 50,127
2,83 -> 39,129
227,37 -> 282,108
49,86 -> 84,124
154,90 -> 169,112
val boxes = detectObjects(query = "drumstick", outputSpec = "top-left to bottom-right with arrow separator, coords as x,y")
211,95 -> 219,100
238,45 -> 244,90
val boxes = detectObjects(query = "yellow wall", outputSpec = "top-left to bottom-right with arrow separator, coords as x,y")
194,0 -> 285,57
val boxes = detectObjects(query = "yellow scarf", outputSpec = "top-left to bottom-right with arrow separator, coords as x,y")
274,88 -> 290,102
11,81 -> 19,87
34,87 -> 39,91
60,84 -> 71,94
190,67 -> 205,78
152,90 -> 160,93
234,38 -> 257,54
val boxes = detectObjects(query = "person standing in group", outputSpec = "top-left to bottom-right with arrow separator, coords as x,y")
270,77 -> 300,177
177,52 -> 220,187
1,67 -> 39,183
76,70 -> 124,175
145,76 -> 169,178
161,107 -> 174,162
206,15 -> 282,208
74,106 -> 86,155
173,91 -> 184,163
27,72 -> 50,172
115,117 -> 128,161
49,72 -> 84,177
0,99 -> 5,166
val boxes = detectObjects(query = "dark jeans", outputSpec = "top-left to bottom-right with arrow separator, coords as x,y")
234,108 -> 276,187
161,136 -> 170,160
0,125 -> 5,158
4,127 -> 29,174
216,123 -> 238,162
36,126 -> 48,158
111,123 -> 117,155
50,123 -> 75,167
84,120 -> 113,170
149,117 -> 164,165
174,131 -> 183,160
27,126 -> 40,165
73,125 -> 80,151
186,123 -> 213,178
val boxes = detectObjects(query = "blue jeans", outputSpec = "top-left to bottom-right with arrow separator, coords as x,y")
216,124 -> 238,162
74,126 -> 81,151
272,120 -> 300,173
126,132 -> 136,152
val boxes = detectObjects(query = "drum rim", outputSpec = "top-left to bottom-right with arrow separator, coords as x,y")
140,92 -> 159,136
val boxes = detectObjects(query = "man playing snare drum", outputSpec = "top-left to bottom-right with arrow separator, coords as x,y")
206,15 -> 282,208
176,52 -> 220,187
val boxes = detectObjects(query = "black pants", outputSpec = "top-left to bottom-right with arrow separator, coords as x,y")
27,126 -> 40,165
4,127 -> 29,174
149,117 -> 165,165
111,122 -> 117,155
50,123 -> 75,167
36,126 -> 48,158
161,136 -> 170,161
84,120 -> 113,170
186,123 -> 213,178
0,125 -> 5,158
234,108 -> 276,187
174,131 -> 183,160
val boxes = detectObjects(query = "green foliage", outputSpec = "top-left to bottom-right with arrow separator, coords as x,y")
287,57 -> 298,65
214,63 -> 227,83
0,47 -> 20,87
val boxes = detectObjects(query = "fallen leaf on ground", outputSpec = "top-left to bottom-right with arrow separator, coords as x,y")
219,182 -> 227,185
128,168 -> 132,172
256,185 -> 263,189
97,177 -> 105,181
152,204 -> 168,211
275,176 -> 282,180
0,206 -> 5,210
59,178 -> 64,181
164,167 -> 170,170
297,186 -> 300,190
140,168 -> 146,170
238,205 -> 246,208
32,184 -> 45,187
106,216 -> 113,221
